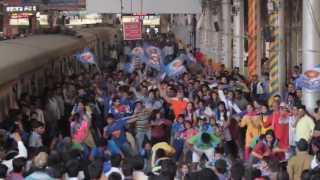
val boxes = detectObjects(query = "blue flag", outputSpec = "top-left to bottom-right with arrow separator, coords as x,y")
164,56 -> 187,78
76,48 -> 96,64
295,66 -> 320,91
125,47 -> 145,73
144,45 -> 163,71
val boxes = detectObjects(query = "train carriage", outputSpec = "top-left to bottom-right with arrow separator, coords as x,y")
0,26 -> 118,120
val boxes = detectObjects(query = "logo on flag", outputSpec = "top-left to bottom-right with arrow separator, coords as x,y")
144,45 -> 163,70
76,48 -> 96,64
295,64 -> 320,91
164,56 -> 187,78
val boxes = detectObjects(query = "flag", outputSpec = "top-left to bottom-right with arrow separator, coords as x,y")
125,47 -> 144,73
76,48 -> 96,64
185,53 -> 197,63
144,45 -> 163,71
295,66 -> 320,91
131,47 -> 145,58
164,56 -> 187,78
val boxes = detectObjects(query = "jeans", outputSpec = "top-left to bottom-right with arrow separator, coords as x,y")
136,131 -> 150,151
120,141 -> 136,156
173,138 -> 184,161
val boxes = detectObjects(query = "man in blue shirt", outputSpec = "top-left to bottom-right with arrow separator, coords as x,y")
103,113 -> 139,156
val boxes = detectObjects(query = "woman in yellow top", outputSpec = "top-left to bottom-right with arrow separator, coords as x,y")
239,104 -> 263,161
258,104 -> 271,134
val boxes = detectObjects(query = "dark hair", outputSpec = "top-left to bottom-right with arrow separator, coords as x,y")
276,169 -> 289,180
110,154 -> 122,167
130,155 -> 144,171
187,168 -> 219,180
87,160 -> 103,179
106,113 -> 115,119
0,164 -> 7,178
201,133 -> 211,144
262,156 -> 271,164
122,158 -> 133,177
301,169 -> 312,180
47,151 -> 62,167
297,138 -> 309,151
215,146 -> 224,155
155,148 -> 166,159
12,157 -> 26,173
230,161 -> 245,180
32,120 -> 44,129
108,172 -> 122,180
159,159 -> 177,180
245,168 -> 261,180
66,159 -> 80,178
264,129 -> 276,148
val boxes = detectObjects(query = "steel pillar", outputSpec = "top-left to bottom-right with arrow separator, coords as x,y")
302,0 -> 320,110
233,0 -> 245,73
222,0 -> 232,68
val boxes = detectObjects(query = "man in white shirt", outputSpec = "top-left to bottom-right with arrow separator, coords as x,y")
104,154 -> 124,180
131,156 -> 148,180
1,133 -> 27,173
218,87 -> 242,115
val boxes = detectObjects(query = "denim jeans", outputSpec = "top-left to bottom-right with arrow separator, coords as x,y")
173,138 -> 184,161
136,131 -> 150,151
121,141 -> 136,156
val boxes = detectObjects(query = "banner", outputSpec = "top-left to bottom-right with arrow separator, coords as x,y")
295,65 -> 320,91
123,22 -> 142,40
22,0 -> 86,10
164,56 -> 186,78
76,48 -> 96,64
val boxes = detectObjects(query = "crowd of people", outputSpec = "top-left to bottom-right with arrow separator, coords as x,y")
0,34 -> 320,180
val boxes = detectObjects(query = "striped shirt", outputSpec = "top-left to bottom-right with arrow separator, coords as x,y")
136,110 -> 152,132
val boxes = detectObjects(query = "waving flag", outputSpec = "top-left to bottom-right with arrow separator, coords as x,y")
131,47 -> 145,58
76,48 -> 96,64
295,65 -> 320,91
125,47 -> 145,73
164,56 -> 187,78
186,52 -> 197,63
144,45 -> 163,71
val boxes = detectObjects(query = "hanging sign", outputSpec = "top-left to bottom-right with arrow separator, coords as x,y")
123,21 -> 142,40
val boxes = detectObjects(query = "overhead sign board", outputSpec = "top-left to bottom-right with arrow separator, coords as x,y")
22,0 -> 85,11
87,0 -> 201,14
123,22 -> 142,41
5,6 -> 37,13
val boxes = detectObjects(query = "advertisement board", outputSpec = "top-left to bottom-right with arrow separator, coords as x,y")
123,21 -> 142,41
22,0 -> 85,10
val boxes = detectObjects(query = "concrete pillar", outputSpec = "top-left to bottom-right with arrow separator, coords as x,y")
222,0 -> 232,68
302,0 -> 320,110
232,0 -> 245,73
278,0 -> 286,97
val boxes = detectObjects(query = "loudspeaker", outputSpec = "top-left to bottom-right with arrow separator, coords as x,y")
214,21 -> 219,32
